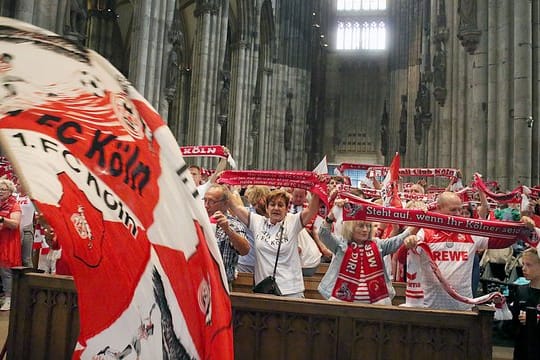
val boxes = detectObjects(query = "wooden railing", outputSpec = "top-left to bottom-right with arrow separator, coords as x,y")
233,267 -> 406,305
8,268 -> 79,360
7,268 -> 494,360
232,293 -> 494,360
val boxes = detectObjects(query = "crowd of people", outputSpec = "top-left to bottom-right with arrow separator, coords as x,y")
0,176 -> 68,312
0,154 -> 539,358
187,159 -> 540,359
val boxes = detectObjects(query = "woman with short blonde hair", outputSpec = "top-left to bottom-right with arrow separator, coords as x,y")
318,214 -> 416,305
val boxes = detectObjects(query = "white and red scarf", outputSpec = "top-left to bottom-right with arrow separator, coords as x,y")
331,240 -> 389,303
340,192 -> 535,244
218,170 -> 330,209
367,167 -> 460,181
380,153 -> 402,208
337,162 -> 376,174
180,145 -> 237,168
412,242 -> 509,317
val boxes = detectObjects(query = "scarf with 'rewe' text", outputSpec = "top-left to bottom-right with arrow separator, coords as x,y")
331,240 -> 389,303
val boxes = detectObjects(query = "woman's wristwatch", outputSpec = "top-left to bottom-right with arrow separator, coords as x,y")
325,216 -> 334,224
0,216 -> 4,223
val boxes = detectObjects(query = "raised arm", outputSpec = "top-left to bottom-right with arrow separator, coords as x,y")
476,187 -> 489,219
301,193 -> 320,227
227,190 -> 250,226
318,219 -> 340,253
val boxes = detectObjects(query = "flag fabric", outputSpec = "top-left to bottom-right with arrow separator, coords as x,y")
312,156 -> 328,174
0,17 -> 232,359
380,152 -> 402,208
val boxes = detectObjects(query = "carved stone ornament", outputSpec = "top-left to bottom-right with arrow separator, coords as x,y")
414,113 -> 423,145
457,0 -> 481,54
432,43 -> 447,107
457,29 -> 481,54
284,92 -> 293,151
399,95 -> 408,155
63,0 -> 88,44
433,87 -> 447,107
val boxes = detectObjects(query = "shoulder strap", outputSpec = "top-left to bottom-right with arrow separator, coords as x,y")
271,224 -> 285,278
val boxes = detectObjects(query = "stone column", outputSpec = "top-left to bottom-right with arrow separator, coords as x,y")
127,0 -> 172,110
129,0 -> 151,92
13,0 -> 36,24
128,0 -> 172,111
451,1 -> 467,171
512,0 -> 533,186
532,0 -> 540,184
494,1 -> 510,188
432,0 -> 450,169
31,0 -> 61,32
229,40 -> 250,167
486,0 -> 498,179
258,67 -> 274,168
468,0 -> 488,176
187,0 -> 229,161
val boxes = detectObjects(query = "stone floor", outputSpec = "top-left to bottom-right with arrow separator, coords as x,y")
0,311 -> 8,357
493,346 -> 514,360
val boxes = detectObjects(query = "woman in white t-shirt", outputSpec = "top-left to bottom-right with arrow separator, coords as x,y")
229,188 -> 320,297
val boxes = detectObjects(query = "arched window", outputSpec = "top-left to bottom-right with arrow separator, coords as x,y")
337,0 -> 386,11
335,1 -> 387,50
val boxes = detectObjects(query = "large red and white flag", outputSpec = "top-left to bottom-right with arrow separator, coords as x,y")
380,152 -> 401,208
0,18 -> 232,359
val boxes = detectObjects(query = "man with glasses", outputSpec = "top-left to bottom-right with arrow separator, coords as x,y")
204,184 -> 250,290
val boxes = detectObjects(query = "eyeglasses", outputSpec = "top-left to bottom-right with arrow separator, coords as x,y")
203,198 -> 225,206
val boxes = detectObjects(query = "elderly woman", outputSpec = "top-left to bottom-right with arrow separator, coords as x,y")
229,188 -> 320,298
318,213 -> 416,305
0,178 -> 21,311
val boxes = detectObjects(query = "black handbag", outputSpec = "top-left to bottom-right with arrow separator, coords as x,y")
253,224 -> 284,296
252,275 -> 282,295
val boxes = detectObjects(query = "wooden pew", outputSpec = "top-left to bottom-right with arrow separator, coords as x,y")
232,293 -> 494,360
7,268 -> 494,360
234,271 -> 406,305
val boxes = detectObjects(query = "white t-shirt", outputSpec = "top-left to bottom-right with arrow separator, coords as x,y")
250,212 -> 304,295
416,228 -> 489,310
16,194 -> 35,230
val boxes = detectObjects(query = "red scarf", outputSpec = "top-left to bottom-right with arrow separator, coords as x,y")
367,167 -> 459,180
340,192 -> 534,244
218,170 -> 330,209
180,145 -> 228,158
331,240 -> 389,303
179,145 -> 237,168
473,173 -> 522,204
338,163 -> 375,174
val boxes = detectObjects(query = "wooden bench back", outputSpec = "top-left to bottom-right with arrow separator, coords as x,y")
234,270 -> 406,305
7,268 -> 493,360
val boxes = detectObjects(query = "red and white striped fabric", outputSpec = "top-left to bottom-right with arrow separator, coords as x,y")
380,153 -> 402,208
0,17 -> 232,360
